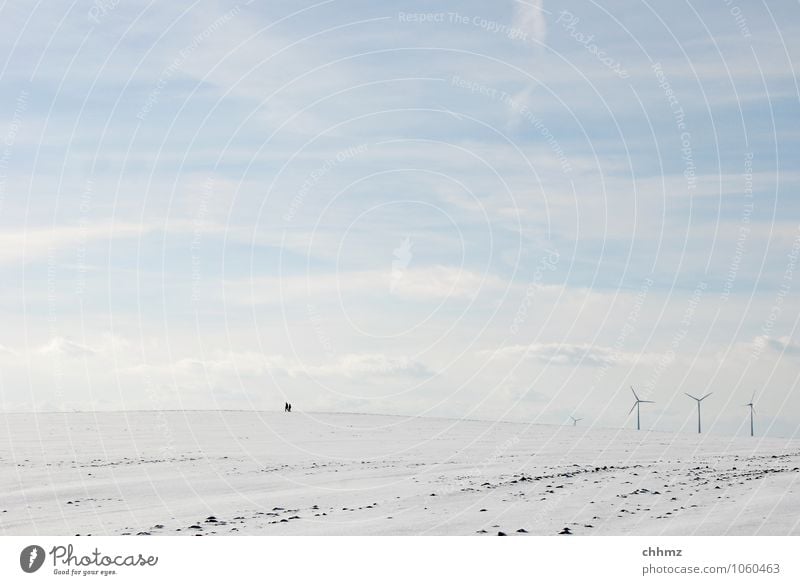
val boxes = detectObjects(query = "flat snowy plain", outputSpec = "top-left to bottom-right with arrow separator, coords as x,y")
2,411 -> 799,535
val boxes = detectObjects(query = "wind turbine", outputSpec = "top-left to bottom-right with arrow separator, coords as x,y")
569,416 -> 583,427
629,386 -> 654,431
745,392 -> 756,437
685,392 -> 712,434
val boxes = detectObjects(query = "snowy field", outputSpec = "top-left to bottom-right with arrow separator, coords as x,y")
1,411 -> 799,536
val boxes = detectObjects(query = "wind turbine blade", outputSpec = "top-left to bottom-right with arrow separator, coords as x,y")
750,390 -> 756,403
628,402 -> 637,416
641,400 -> 655,404
700,392 -> 713,401
631,386 -> 640,401
685,393 -> 699,401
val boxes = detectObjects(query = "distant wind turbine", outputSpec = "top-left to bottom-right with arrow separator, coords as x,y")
569,416 -> 583,427
685,392 -> 712,434
745,392 -> 756,437
629,386 -> 654,431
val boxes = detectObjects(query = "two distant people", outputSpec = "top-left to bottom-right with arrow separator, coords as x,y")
284,402 -> 292,413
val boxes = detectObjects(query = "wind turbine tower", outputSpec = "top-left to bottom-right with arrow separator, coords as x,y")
685,392 -> 712,434
745,392 -> 756,437
629,387 -> 654,431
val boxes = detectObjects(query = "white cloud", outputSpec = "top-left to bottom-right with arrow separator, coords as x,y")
0,218 -> 232,266
38,337 -> 98,357
172,352 -> 293,378
0,222 -> 152,265
135,350 -> 434,382
0,343 -> 18,356
224,266 -> 507,305
304,353 -> 434,379
752,335 -> 800,356
483,342 -> 665,367
514,0 -> 547,45
389,266 -> 506,300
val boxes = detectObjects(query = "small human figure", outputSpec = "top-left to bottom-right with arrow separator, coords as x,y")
288,403 -> 292,413
284,402 -> 289,412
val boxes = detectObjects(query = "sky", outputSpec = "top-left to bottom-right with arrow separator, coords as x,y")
0,0 -> 799,438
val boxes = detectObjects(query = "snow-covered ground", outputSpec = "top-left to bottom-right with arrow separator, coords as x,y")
1,411 -> 799,535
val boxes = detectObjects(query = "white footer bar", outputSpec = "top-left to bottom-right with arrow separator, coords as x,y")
1,536 -> 797,584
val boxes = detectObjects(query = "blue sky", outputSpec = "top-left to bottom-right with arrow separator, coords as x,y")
0,0 -> 799,438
